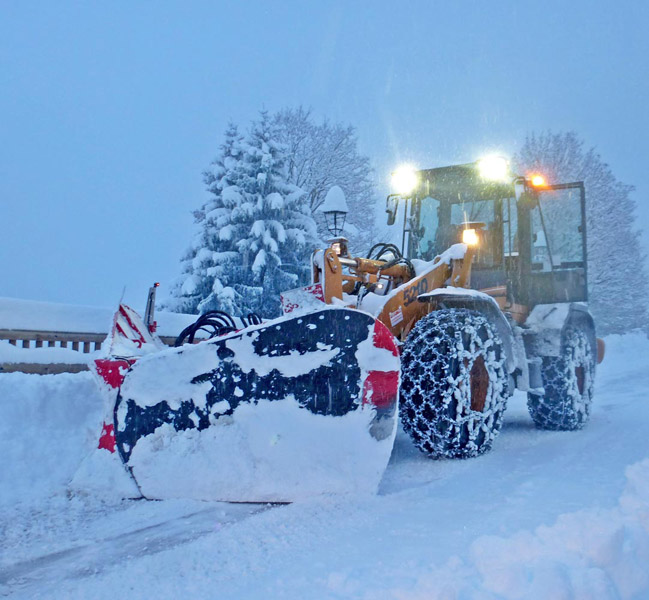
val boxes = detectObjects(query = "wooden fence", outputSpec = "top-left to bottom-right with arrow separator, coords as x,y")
0,329 -> 178,375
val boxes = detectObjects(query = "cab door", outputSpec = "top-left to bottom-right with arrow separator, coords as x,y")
522,182 -> 588,305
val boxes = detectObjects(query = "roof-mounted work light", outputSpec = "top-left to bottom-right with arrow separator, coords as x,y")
477,156 -> 510,182
391,165 -> 419,196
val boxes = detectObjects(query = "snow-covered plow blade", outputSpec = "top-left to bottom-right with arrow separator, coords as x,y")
105,307 -> 399,502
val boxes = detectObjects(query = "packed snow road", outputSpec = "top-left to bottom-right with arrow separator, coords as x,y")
1,333 -> 648,599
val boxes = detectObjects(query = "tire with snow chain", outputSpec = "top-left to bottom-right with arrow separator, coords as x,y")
527,326 -> 595,431
399,308 -> 509,459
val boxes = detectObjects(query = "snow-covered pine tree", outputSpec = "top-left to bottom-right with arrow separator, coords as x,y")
169,113 -> 318,318
234,111 -> 318,317
167,123 -> 248,315
516,131 -> 649,335
273,107 -> 377,253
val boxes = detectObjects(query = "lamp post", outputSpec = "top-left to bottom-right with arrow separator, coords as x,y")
324,209 -> 347,238
320,186 -> 349,255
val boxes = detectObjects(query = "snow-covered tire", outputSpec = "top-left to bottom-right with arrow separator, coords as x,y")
399,309 -> 509,459
527,326 -> 595,431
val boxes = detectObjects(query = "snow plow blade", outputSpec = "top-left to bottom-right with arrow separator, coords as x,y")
113,307 -> 400,502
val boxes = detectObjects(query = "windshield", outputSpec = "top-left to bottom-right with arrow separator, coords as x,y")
412,195 -> 502,267
415,196 -> 440,260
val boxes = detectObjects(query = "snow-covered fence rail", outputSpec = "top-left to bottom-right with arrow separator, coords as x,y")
0,297 -> 198,375
0,330 -> 105,353
0,329 -> 179,352
0,330 -> 180,375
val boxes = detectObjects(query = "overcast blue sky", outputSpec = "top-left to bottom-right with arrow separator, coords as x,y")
2,1 -> 647,308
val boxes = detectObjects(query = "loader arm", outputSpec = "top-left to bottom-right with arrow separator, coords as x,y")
313,243 -> 477,340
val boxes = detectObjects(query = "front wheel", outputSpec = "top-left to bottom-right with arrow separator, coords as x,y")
399,309 -> 509,459
527,326 -> 595,431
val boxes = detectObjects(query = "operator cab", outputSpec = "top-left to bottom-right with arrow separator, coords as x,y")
389,160 -> 588,315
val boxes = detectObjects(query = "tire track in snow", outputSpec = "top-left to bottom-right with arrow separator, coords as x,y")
0,503 -> 274,597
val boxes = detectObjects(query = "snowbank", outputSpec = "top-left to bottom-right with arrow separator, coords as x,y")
0,372 -> 103,507
598,331 -> 648,379
380,458 -> 649,600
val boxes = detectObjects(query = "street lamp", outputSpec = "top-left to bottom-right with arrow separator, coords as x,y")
320,185 -> 349,238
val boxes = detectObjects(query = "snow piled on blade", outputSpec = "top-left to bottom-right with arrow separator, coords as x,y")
129,396 -> 391,502
69,439 -> 141,499
280,283 -> 325,315
118,345 -> 218,411
116,308 -> 399,502
355,324 -> 400,373
225,334 -> 340,378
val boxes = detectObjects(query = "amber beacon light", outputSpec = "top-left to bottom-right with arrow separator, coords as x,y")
530,174 -> 547,187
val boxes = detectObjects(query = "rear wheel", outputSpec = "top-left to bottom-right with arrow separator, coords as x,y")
527,326 -> 595,430
399,309 -> 509,459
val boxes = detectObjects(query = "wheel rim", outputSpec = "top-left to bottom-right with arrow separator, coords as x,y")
469,356 -> 489,412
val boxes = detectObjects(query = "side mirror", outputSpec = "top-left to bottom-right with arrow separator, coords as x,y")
386,194 -> 399,226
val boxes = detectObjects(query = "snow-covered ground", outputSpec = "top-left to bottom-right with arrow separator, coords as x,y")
1,333 -> 648,599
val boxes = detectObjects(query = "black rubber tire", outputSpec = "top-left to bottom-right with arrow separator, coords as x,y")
399,308 -> 509,459
527,326 -> 595,431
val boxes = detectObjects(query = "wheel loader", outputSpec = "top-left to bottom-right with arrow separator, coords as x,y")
79,157 -> 603,502
298,156 -> 604,460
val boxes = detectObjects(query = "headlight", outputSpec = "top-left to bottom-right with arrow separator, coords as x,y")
477,156 -> 510,182
391,165 -> 419,196
462,228 -> 479,246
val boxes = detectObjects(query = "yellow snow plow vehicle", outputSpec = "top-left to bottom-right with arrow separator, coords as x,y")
297,156 -> 605,459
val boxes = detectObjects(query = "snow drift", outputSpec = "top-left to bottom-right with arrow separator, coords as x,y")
0,371 -> 103,507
